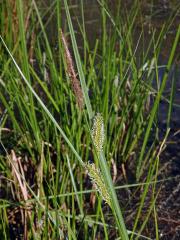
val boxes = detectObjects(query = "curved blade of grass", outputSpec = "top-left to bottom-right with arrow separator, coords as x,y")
63,1 -> 129,238
0,36 -> 128,237
0,35 -> 84,168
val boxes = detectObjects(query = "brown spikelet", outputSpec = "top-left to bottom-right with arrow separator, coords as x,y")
60,29 -> 84,109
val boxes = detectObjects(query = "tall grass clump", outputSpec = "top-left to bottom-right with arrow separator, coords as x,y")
0,0 -> 180,239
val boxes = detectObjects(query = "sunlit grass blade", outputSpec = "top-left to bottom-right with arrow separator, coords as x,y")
63,0 -> 129,238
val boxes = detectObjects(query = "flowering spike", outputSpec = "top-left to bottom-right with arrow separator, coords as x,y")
86,162 -> 111,206
92,113 -> 105,154
60,28 -> 84,109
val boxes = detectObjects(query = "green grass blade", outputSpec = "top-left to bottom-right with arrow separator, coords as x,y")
136,24 -> 180,180
63,1 -> 129,238
100,152 -> 129,239
0,35 -> 84,167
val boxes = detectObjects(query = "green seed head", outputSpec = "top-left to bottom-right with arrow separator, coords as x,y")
86,162 -> 111,206
92,113 -> 105,154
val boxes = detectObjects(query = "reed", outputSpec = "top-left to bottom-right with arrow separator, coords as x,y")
0,0 -> 179,239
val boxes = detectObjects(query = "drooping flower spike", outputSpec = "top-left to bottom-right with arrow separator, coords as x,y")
86,162 -> 111,206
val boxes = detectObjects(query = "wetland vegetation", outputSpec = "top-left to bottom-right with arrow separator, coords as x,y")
0,0 -> 180,239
